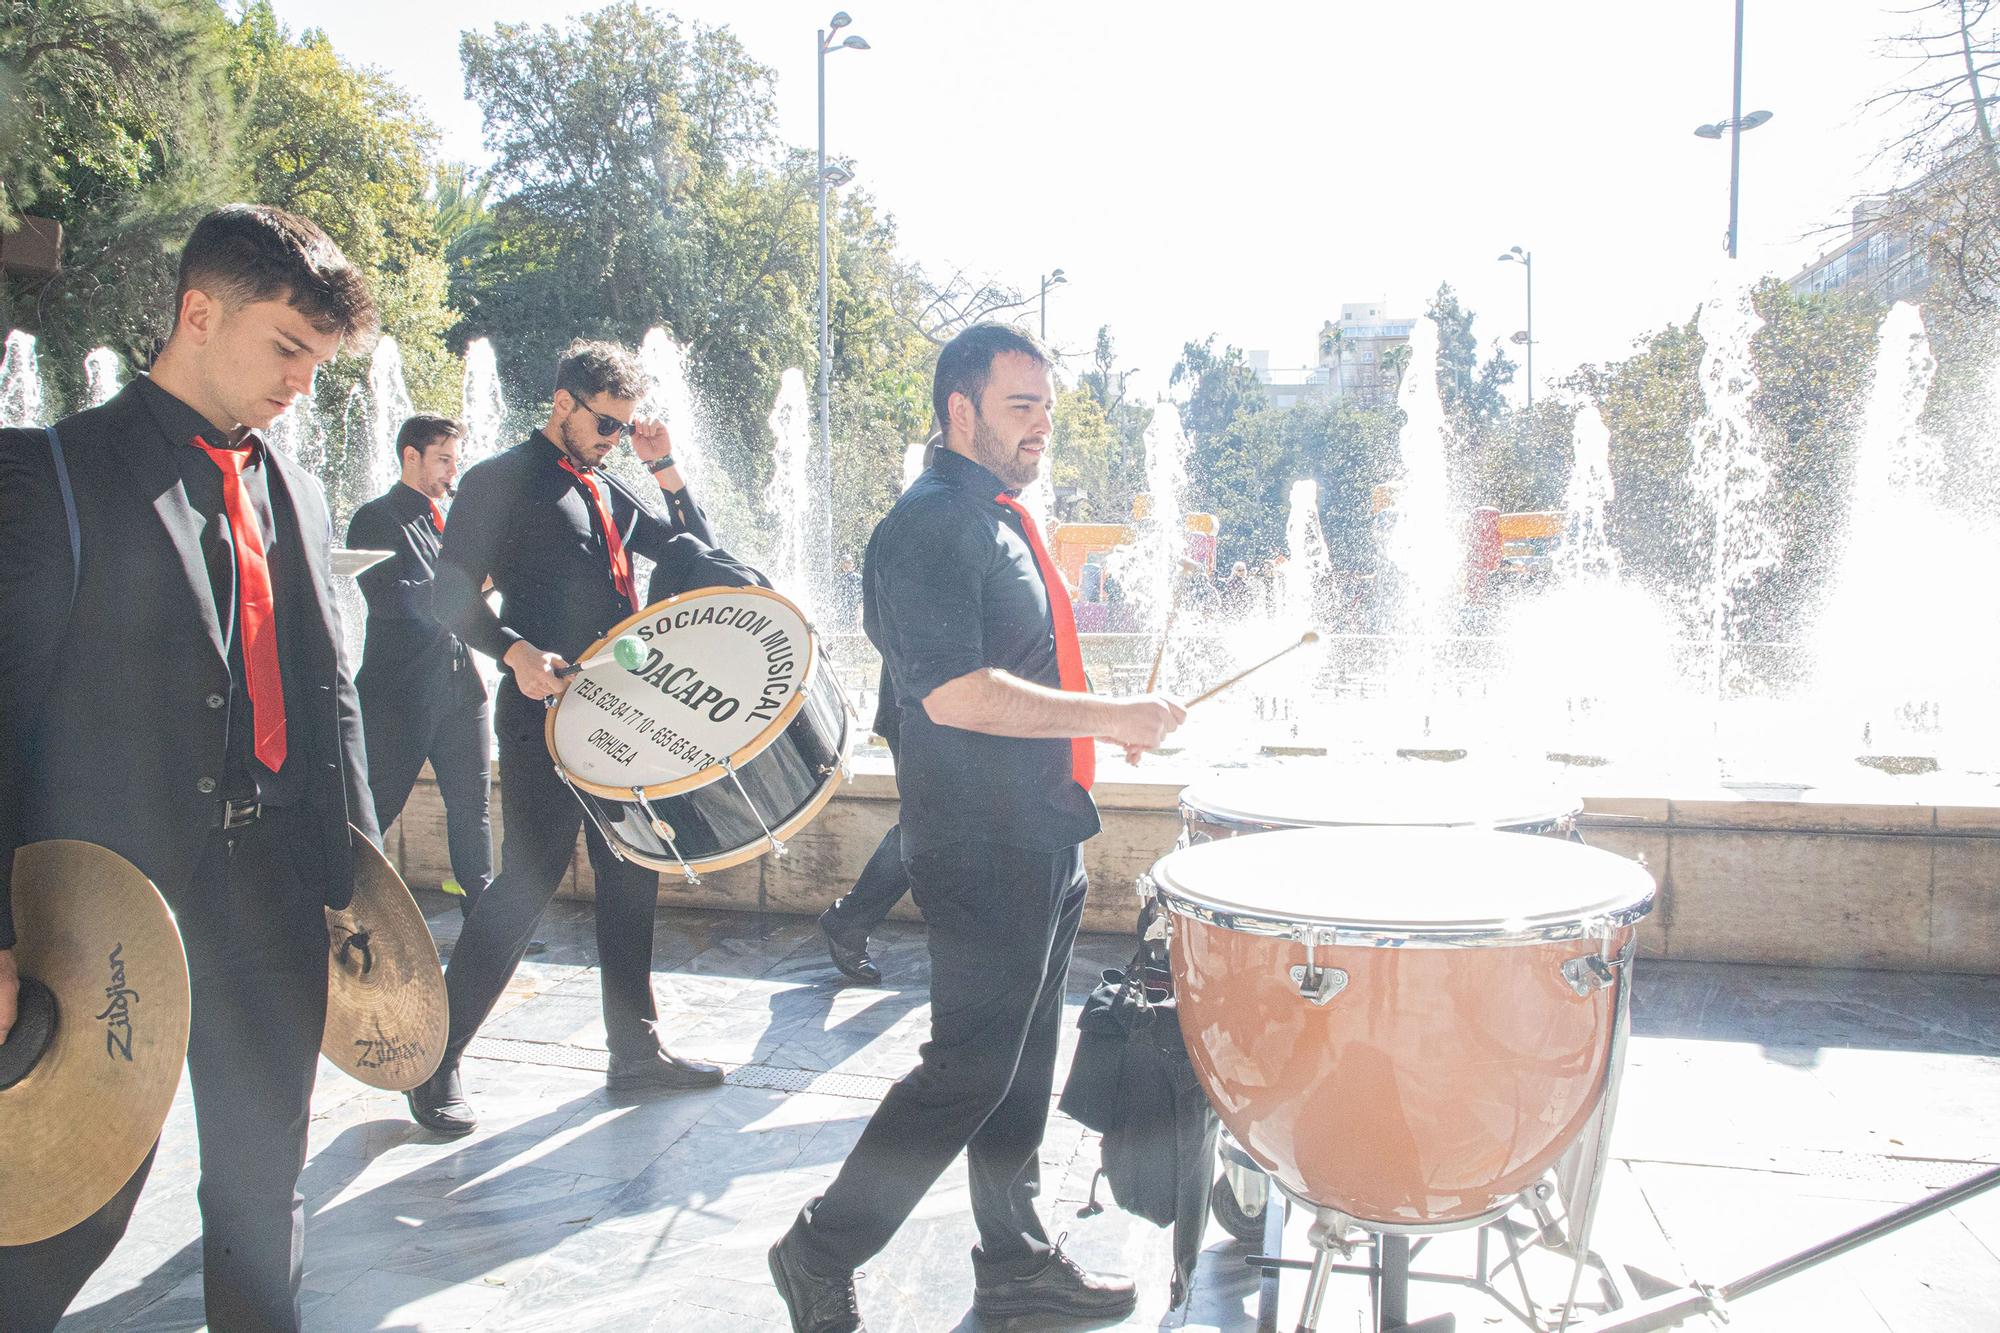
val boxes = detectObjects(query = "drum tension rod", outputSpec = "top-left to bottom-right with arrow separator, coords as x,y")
633,787 -> 700,885
557,767 -> 627,864
721,758 -> 786,859
1289,933 -> 1349,1006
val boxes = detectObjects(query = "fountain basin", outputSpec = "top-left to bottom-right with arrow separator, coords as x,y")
380,752 -> 2000,976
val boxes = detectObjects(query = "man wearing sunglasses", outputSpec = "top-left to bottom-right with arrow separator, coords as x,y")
410,338 -> 765,1135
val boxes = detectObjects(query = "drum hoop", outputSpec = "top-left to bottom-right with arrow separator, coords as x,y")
1152,880 -> 1655,949
597,758 -> 847,877
1178,796 -> 1582,834
546,585 -> 822,802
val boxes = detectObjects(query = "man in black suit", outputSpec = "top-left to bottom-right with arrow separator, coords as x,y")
347,414 -> 493,919
0,205 -> 380,1332
407,339 -> 765,1136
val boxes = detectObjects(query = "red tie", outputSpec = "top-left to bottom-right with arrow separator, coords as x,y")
992,492 -> 1094,792
428,499 -> 445,535
556,457 -> 638,612
194,437 -> 287,771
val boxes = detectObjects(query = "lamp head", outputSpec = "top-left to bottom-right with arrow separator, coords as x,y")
1510,330 -> 1531,345
1694,122 -> 1725,139
1741,109 -> 1773,131
829,11 -> 851,29
1049,268 -> 1067,286
843,34 -> 870,49
822,163 -> 855,187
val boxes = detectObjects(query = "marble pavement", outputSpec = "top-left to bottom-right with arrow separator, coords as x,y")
52,896 -> 2000,1332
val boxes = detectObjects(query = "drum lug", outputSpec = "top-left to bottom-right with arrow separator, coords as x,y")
1288,935 -> 1348,1006
1289,963 -> 1348,1006
1560,953 -> 1619,996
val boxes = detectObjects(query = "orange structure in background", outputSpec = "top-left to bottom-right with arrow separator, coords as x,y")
1051,499 -> 1219,592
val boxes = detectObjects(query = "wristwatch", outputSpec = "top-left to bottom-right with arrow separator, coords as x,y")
645,455 -> 677,474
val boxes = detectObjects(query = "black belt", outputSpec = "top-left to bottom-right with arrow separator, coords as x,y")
211,797 -> 263,830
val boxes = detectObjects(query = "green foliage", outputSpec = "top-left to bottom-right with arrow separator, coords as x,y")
229,6 -> 454,409
1169,336 -> 1266,441
0,0 -> 241,401
451,3 -> 937,561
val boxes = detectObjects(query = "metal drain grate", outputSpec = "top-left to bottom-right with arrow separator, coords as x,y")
728,1064 -> 899,1101
464,1035 -> 610,1073
462,1036 -> 898,1102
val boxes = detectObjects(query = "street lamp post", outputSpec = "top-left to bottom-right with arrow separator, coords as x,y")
1498,246 -> 1532,409
1693,0 -> 1772,258
818,11 -> 868,584
1039,268 -> 1066,343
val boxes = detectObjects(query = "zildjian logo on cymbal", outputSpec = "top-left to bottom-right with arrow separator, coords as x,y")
354,1020 -> 425,1071
94,943 -> 139,1062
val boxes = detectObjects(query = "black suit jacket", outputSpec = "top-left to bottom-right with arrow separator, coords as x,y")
0,382 -> 378,949
347,483 -> 482,713
436,434 -> 768,680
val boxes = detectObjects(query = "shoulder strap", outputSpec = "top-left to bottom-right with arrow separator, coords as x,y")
44,424 -> 81,610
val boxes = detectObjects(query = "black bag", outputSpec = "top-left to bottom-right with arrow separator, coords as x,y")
1058,935 -> 1219,1307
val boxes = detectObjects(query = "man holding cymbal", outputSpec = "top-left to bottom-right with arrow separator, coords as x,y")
408,338 -> 763,1136
0,204 -> 381,1332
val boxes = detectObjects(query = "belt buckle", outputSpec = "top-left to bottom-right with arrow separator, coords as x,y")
220,798 -> 261,830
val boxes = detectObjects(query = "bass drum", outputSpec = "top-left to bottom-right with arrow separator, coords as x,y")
545,586 -> 852,878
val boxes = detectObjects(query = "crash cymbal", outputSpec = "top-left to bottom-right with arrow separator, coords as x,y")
322,827 -> 446,1092
0,841 -> 190,1245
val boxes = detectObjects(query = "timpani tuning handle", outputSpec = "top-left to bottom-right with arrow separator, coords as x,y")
1560,953 -> 1619,996
1289,963 -> 1348,1006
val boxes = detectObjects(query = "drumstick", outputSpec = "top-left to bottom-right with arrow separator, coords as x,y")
554,635 -> 647,679
1143,557 -> 1201,694
1181,631 -> 1320,709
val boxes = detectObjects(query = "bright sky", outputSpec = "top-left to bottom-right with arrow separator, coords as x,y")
270,0 -> 1920,404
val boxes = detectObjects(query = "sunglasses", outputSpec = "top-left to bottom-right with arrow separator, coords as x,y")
568,397 -> 635,440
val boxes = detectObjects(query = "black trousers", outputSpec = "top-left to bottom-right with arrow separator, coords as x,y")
823,823 -> 909,935
0,808 -> 330,1332
360,663 -> 493,912
439,693 -> 663,1068
795,840 -> 1086,1275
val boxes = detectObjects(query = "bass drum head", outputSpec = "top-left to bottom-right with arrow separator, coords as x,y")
1151,826 -> 1654,946
547,586 -> 817,800
1179,764 -> 1581,838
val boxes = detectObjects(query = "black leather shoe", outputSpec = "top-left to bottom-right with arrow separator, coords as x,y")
769,1219 -> 864,1333
605,1048 -> 725,1092
818,909 -> 882,986
973,1244 -> 1137,1321
407,1064 -> 476,1138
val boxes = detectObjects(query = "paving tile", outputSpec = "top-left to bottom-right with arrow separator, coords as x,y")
59,914 -> 2000,1333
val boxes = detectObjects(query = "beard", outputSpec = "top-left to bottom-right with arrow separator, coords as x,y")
558,415 -> 611,470
971,414 -> 1042,491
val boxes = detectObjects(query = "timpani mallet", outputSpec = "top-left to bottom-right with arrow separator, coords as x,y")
1181,630 -> 1321,709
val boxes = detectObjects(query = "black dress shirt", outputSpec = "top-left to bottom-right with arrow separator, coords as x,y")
133,377 -> 306,805
435,432 -> 765,696
347,481 -> 476,693
863,448 -> 1100,859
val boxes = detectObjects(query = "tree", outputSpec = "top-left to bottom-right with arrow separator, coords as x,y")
1169,336 -> 1266,441
1425,282 -> 1514,423
1866,1 -> 2000,310
0,0 -> 241,402
230,5 -> 454,408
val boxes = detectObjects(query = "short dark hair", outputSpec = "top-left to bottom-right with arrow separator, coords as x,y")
176,204 -> 378,345
554,339 -> 646,404
397,413 -> 463,458
931,323 -> 1050,438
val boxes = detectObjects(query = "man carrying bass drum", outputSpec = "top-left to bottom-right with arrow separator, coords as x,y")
406,339 -> 764,1136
